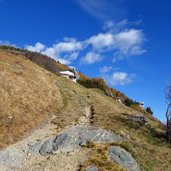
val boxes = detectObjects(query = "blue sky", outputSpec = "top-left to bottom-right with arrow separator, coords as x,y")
0,0 -> 171,122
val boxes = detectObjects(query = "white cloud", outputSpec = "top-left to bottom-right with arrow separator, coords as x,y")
25,38 -> 83,65
43,38 -> 83,58
112,29 -> 146,61
25,23 -> 146,65
26,42 -> 45,53
57,58 -> 71,65
81,52 -> 103,64
75,0 -> 125,21
103,20 -> 143,33
99,66 -> 112,73
103,20 -> 128,32
68,52 -> 79,60
88,33 -> 114,50
75,0 -> 109,21
103,21 -> 115,30
113,29 -> 145,54
104,72 -> 136,86
87,29 -> 145,58
52,40 -> 82,53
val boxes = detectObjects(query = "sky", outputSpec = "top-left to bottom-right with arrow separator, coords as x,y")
0,0 -> 171,122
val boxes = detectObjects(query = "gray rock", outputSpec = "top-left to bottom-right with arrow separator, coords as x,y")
65,126 -> 121,144
86,165 -> 98,171
108,146 -> 140,171
32,126 -> 122,155
39,138 -> 54,155
127,115 -> 147,124
0,126 -> 122,170
0,147 -> 25,171
39,134 -> 68,155
53,133 -> 68,151
30,140 -> 45,155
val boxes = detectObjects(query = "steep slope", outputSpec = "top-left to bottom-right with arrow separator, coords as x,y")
0,50 -> 63,148
0,49 -> 171,171
51,76 -> 171,171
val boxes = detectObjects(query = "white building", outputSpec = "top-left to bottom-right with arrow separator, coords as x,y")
137,102 -> 144,109
59,70 -> 78,82
117,99 -> 122,104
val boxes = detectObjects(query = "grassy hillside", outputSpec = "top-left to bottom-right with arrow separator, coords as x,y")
0,46 -> 141,111
0,50 -> 63,148
0,47 -> 171,170
0,45 -> 73,74
49,73 -> 170,171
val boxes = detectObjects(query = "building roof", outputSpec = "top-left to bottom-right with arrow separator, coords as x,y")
59,70 -> 75,77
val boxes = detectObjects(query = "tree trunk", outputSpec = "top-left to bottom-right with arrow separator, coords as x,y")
166,104 -> 171,143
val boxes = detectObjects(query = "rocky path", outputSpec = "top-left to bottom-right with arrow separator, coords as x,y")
0,106 -> 94,171
0,123 -> 58,171
0,106 -> 141,171
78,106 -> 95,126
20,106 -> 95,171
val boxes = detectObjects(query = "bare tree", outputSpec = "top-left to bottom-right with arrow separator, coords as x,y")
165,85 -> 171,143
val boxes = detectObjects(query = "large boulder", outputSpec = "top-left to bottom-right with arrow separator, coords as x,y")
108,146 -> 140,171
32,126 -> 122,155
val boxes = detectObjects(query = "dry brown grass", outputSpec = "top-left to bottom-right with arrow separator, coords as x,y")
50,79 -> 171,170
51,81 -> 171,170
85,89 -> 171,171
80,142 -> 126,171
0,51 -> 62,149
0,49 -> 171,170
51,76 -> 90,128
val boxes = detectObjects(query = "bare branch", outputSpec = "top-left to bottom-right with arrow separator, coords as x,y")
165,84 -> 171,143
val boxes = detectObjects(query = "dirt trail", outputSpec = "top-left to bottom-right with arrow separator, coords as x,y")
78,105 -> 95,126
0,122 -> 58,171
0,106 -> 92,171
20,148 -> 89,171
20,106 -> 93,171
0,104 -> 138,171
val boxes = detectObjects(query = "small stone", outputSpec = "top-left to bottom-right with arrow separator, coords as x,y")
8,116 -> 13,120
23,149 -> 27,153
27,153 -> 31,156
87,95 -> 91,98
